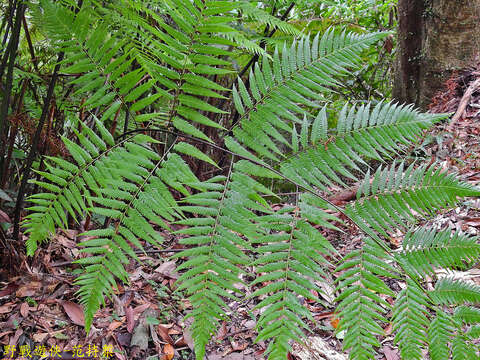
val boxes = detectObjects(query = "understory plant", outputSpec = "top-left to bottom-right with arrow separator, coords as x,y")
19,1 -> 480,359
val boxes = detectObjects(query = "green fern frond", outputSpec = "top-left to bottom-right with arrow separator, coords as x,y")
346,163 -> 480,238
335,237 -> 397,360
427,310 -> 454,360
239,2 -> 301,36
76,150 -> 194,331
455,305 -> 480,325
279,103 -> 447,195
396,228 -> 480,278
251,202 -> 335,359
174,164 -> 267,360
229,30 -> 389,159
452,332 -> 477,360
431,277 -> 480,306
35,0 -> 165,125
117,0 -> 243,140
23,119 -> 120,254
392,279 -> 430,360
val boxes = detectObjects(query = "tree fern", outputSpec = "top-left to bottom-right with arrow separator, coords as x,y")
22,1 -> 480,359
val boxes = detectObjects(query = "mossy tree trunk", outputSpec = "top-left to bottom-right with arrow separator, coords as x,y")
393,0 -> 480,110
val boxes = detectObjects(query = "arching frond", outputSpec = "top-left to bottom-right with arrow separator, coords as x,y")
335,237 -> 396,360
392,279 -> 430,360
396,228 -> 480,278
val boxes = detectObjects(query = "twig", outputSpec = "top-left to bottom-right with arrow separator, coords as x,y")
446,77 -> 480,131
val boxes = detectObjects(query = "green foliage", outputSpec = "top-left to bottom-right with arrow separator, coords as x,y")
20,1 -> 480,359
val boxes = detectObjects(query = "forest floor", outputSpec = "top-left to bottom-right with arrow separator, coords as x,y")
2,68 -> 480,360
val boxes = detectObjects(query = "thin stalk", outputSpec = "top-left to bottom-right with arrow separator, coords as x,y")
0,2 -> 25,172
22,14 -> 39,72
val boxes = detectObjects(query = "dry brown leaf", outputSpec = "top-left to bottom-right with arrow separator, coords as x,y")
162,343 -> 175,360
0,303 -> 15,314
174,336 -> 187,348
0,209 -> 11,223
61,300 -> 85,326
384,322 -> 393,336
330,314 -> 340,329
125,306 -> 134,333
157,324 -> 174,345
383,345 -> 400,360
33,333 -> 49,343
230,340 -> 248,352
108,320 -> 123,331
155,261 -> 178,279
182,327 -> 194,351
132,303 -> 150,316
216,321 -> 228,341
20,303 -> 29,318
16,281 -> 41,297
0,283 -> 18,297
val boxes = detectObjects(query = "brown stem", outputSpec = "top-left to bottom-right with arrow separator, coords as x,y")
22,14 -> 39,72
1,80 -> 27,188
0,2 -> 25,175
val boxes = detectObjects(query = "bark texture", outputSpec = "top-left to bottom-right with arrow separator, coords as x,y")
394,0 -> 480,110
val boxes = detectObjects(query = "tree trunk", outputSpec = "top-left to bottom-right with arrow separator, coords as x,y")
393,0 -> 480,110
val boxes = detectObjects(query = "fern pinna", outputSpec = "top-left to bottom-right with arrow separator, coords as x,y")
23,1 -> 480,359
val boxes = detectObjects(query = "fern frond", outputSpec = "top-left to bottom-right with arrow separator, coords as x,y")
396,228 -> 480,278
278,103 -> 447,195
117,0 -> 243,140
23,119 -> 120,254
35,0 -> 165,125
431,277 -> 480,306
239,2 -> 301,36
392,279 -> 430,360
174,163 -> 266,360
335,237 -> 396,360
346,163 -> 480,238
76,149 -> 194,331
428,310 -> 454,360
452,332 -> 478,360
251,200 -> 335,359
229,30 -> 390,161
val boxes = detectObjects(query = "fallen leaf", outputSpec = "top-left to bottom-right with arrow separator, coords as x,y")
61,301 -> 85,326
132,303 -> 150,316
0,283 -> 18,297
383,345 -> 399,360
0,209 -> 11,223
0,303 -> 15,314
108,320 -> 124,331
182,327 -> 194,350
20,303 -> 29,318
157,324 -> 174,345
174,336 -> 187,348
125,306 -> 134,333
230,340 -> 248,352
216,321 -> 228,341
162,344 -> 175,360
131,309 -> 157,351
292,337 -> 347,360
16,282 -> 41,297
155,261 -> 178,279
330,314 -> 340,329
33,332 -> 49,343
384,322 -> 393,336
